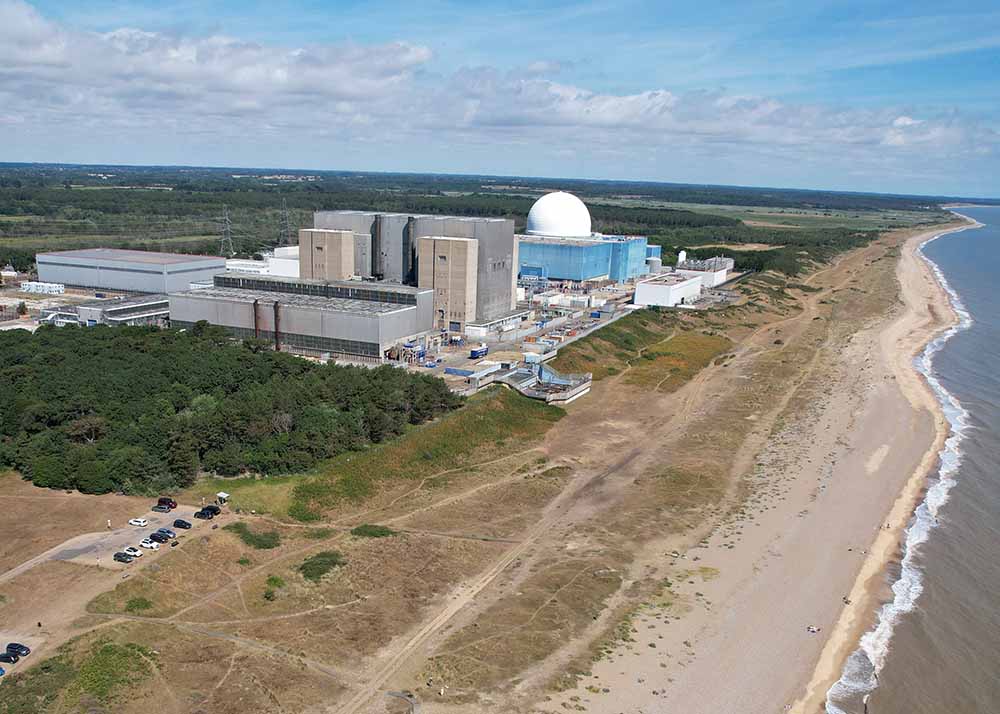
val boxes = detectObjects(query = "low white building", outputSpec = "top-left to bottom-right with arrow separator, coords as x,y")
675,267 -> 729,288
224,246 -> 301,278
20,281 -> 65,295
268,246 -> 300,277
633,272 -> 702,308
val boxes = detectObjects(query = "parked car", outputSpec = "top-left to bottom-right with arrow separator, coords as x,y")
157,497 -> 178,510
193,509 -> 213,520
6,644 -> 30,657
203,504 -> 222,516
151,504 -> 171,513
156,528 -> 176,539
148,532 -> 170,544
123,546 -> 143,558
0,652 -> 18,664
173,519 -> 192,529
128,518 -> 148,527
0,666 -> 5,677
139,539 -> 159,550
113,552 -> 134,563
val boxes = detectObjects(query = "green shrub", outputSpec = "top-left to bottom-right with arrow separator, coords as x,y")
223,522 -> 281,549
299,550 -> 346,582
350,524 -> 396,538
263,589 -> 276,601
266,575 -> 285,588
124,597 -> 153,613
237,556 -> 251,567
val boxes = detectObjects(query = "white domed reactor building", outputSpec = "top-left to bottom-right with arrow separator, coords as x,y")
518,191 -> 657,283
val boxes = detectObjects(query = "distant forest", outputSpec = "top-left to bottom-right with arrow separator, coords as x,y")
0,324 -> 461,495
0,162 -> 972,275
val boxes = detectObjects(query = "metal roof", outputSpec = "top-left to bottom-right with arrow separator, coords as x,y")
216,272 -> 430,296
173,287 -> 413,315
37,248 -> 223,265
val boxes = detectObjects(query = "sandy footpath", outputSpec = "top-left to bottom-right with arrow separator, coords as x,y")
539,220 -> 972,714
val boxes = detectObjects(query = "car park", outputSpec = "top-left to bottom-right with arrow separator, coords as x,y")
0,653 -> 17,664
157,497 -> 178,510
123,546 -> 143,558
6,644 -> 30,657
157,528 -> 176,539
113,552 -> 134,563
128,518 -> 148,527
193,509 -> 213,520
151,504 -> 171,513
173,519 -> 192,529
139,539 -> 159,550
149,532 -> 170,544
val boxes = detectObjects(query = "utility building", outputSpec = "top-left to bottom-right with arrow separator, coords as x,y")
417,236 -> 478,332
36,248 -> 226,293
169,273 -> 433,361
298,229 -> 355,281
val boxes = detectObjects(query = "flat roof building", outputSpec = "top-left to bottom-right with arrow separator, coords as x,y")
40,294 -> 170,328
633,272 -> 703,308
37,248 -> 226,294
169,273 -> 433,361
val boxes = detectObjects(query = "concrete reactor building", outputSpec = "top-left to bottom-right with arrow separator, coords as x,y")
313,210 -> 520,333
37,248 -> 226,293
516,192 -> 649,283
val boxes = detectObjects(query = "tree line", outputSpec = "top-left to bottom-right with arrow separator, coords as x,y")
0,324 -> 461,495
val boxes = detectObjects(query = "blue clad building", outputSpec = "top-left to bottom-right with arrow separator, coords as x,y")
516,192 -> 652,283
518,239 -> 612,281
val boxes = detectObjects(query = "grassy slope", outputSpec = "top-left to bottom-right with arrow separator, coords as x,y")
551,308 -> 731,387
182,388 -> 564,521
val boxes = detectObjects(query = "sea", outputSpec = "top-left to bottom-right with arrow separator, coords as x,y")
825,205 -> 1000,714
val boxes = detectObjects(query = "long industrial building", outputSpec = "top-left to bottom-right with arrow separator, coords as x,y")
169,273 -> 433,360
37,248 -> 226,293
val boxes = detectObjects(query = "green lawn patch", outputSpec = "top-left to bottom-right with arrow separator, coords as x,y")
68,641 -> 152,703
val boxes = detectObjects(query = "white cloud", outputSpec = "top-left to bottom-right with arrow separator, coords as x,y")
0,0 -> 996,192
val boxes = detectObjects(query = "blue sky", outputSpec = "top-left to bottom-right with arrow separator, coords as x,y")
4,0 -> 999,196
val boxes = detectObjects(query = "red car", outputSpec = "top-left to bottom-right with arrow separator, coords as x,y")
157,497 -> 178,510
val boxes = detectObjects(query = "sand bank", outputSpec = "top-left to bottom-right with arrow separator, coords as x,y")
538,220 -> 972,714
792,215 -> 981,713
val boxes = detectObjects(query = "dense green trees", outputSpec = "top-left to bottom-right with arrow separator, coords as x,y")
0,325 -> 460,495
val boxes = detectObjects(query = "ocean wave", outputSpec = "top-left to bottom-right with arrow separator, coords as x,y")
825,222 -> 975,714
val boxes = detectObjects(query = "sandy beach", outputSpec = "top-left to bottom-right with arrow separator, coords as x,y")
539,219 -> 974,714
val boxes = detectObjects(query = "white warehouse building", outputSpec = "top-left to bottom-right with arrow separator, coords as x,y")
633,272 -> 702,308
